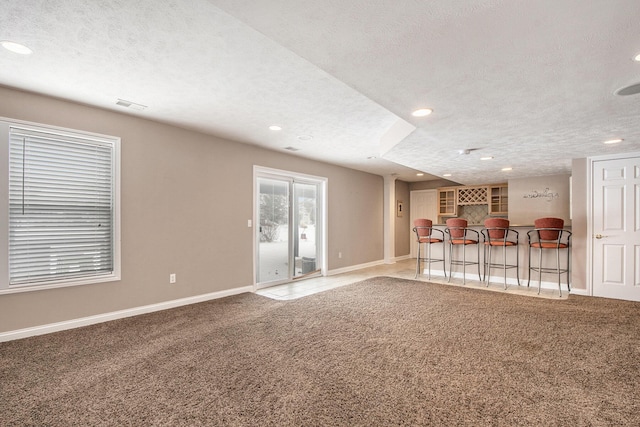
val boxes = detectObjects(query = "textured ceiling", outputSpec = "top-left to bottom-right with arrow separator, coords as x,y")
1,0 -> 639,184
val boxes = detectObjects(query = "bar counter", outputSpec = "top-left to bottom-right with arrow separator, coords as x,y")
422,224 -> 571,292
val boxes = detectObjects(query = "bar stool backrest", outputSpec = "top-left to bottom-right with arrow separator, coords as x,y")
446,218 -> 467,238
534,217 -> 564,240
413,218 -> 433,237
484,218 -> 509,239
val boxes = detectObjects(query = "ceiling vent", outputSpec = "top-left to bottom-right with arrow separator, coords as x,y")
615,82 -> 640,96
116,98 -> 148,110
457,148 -> 481,155
284,146 -> 300,151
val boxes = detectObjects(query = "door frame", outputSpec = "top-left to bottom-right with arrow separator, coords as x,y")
253,165 -> 328,289
587,151 -> 640,297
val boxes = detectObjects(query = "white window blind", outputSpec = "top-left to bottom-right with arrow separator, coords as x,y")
8,126 -> 115,286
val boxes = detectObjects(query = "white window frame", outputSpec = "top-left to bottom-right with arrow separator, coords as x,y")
0,118 -> 121,294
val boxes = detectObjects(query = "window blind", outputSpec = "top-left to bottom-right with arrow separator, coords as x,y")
8,126 -> 115,286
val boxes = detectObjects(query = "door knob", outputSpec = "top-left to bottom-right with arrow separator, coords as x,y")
595,234 -> 606,239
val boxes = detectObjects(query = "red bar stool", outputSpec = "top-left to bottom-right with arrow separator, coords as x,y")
482,218 -> 520,290
527,217 -> 572,296
445,218 -> 482,284
413,218 -> 446,279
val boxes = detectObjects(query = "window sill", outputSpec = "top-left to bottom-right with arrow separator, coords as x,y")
0,273 -> 121,295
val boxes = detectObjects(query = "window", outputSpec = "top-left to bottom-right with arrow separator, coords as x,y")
0,119 -> 120,292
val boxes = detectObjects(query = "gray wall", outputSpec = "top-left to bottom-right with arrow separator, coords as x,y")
0,86 -> 384,333
507,174 -> 572,226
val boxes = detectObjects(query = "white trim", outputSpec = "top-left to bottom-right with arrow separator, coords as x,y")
586,157 -> 594,297
328,259 -> 385,276
0,117 -> 121,292
586,151 -> 640,297
253,165 -> 328,289
0,285 -> 253,342
483,274 -> 564,291
0,116 -> 119,142
419,269 -> 447,279
569,288 -> 589,296
0,273 -> 120,295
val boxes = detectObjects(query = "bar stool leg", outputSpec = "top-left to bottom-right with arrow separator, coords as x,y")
448,243 -> 453,283
442,245 -> 447,279
483,244 -> 487,285
462,244 -> 466,285
527,245 -> 532,289
503,246 -> 508,290
557,247 -> 562,297
515,248 -> 520,286
485,244 -> 490,287
415,240 -> 421,279
427,240 -> 432,279
476,243 -> 482,282
567,248 -> 571,292
537,246 -> 543,295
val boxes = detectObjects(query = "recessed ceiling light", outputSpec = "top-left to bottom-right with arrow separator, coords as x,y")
501,167 -> 513,171
416,173 -> 424,176
443,173 -> 452,177
603,138 -> 623,144
634,53 -> 640,62
297,135 -> 313,141
367,156 -> 376,160
1,40 -> 32,55
480,156 -> 494,160
269,125 -> 282,131
411,108 -> 433,117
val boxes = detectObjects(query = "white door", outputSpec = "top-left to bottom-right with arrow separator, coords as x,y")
592,156 -> 640,301
409,190 -> 438,258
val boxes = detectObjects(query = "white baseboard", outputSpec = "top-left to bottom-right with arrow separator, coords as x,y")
417,269 -> 447,278
0,285 -> 253,343
328,259 -> 385,276
568,288 -> 588,296
425,269 -> 571,291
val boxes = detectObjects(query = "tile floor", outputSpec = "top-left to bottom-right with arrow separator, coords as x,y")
256,258 -> 568,300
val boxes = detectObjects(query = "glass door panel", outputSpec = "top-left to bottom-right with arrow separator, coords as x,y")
257,177 -> 290,284
293,182 -> 318,278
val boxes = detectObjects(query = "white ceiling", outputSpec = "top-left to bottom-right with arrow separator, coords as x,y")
1,0 -> 639,184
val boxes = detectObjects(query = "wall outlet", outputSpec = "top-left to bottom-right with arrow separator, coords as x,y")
338,252 -> 342,259
169,273 -> 176,284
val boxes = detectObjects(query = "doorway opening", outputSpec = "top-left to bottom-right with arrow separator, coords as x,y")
254,166 -> 327,289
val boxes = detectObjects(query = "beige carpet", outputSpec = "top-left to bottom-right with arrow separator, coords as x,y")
1,277 -> 639,426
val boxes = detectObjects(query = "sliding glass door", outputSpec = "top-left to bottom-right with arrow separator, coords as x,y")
255,169 -> 324,288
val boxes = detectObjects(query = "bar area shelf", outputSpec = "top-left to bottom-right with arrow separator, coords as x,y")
438,188 -> 457,216
490,185 -> 508,215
